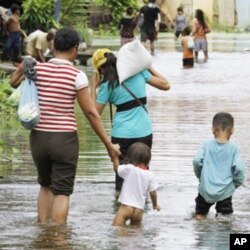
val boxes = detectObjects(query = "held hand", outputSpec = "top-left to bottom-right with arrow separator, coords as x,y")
153,204 -> 161,211
107,143 -> 120,164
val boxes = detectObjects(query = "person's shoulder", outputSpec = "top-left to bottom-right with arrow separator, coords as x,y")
140,5 -> 147,11
118,164 -> 134,172
227,140 -> 240,150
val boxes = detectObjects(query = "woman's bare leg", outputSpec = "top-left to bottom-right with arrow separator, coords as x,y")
37,186 -> 53,224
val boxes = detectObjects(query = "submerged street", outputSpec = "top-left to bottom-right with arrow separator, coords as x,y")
0,34 -> 250,249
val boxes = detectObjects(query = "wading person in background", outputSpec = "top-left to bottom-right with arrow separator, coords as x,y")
11,27 -> 120,225
113,142 -> 160,226
191,9 -> 211,62
139,0 -> 160,55
118,6 -> 137,47
193,112 -> 245,220
174,6 -> 186,40
181,26 -> 194,68
91,48 -> 170,193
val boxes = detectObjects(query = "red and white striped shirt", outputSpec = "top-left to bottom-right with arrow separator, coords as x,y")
34,58 -> 88,132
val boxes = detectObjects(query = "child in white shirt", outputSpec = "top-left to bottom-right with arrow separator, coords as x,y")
113,142 -> 160,226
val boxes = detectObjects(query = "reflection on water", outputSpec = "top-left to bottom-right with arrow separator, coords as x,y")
0,36 -> 250,249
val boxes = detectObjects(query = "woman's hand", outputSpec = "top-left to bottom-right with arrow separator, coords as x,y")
106,143 -> 120,167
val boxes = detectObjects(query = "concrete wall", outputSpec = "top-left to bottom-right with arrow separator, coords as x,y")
236,0 -> 250,28
218,0 -> 235,26
149,0 -> 250,28
193,0 -> 213,22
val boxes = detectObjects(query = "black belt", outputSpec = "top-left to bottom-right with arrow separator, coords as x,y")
116,97 -> 147,112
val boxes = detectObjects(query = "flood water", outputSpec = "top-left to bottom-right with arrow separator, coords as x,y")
1,34 -> 250,249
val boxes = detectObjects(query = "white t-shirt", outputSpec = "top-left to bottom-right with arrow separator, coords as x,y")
118,164 -> 158,209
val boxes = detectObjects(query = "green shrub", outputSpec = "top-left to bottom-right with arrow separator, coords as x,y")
21,0 -> 60,33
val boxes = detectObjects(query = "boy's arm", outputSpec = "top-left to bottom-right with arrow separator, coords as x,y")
193,142 -> 206,179
149,191 -> 160,211
232,148 -> 245,187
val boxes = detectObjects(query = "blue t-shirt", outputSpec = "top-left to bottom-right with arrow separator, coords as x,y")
193,139 -> 245,203
96,69 -> 152,138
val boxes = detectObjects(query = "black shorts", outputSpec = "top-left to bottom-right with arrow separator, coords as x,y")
183,58 -> 194,67
30,130 -> 79,196
111,134 -> 153,191
195,193 -> 233,216
175,30 -> 182,38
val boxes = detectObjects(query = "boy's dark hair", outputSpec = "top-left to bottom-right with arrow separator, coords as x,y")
212,112 -> 234,131
182,26 -> 191,36
126,7 -> 133,16
149,0 -> 156,3
11,4 -> 20,14
177,7 -> 183,12
126,142 -> 151,166
54,27 -> 80,52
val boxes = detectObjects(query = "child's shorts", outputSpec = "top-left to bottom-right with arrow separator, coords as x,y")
183,58 -> 194,67
195,193 -> 233,215
175,30 -> 182,38
194,38 -> 208,52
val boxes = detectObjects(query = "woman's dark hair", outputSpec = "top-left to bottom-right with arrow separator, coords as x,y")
54,27 -> 80,52
125,142 -> 151,166
212,112 -> 234,131
182,26 -> 191,36
99,52 -> 119,89
195,9 -> 207,29
126,6 -> 133,16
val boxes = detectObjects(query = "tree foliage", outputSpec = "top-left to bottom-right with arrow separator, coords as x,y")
94,0 -> 139,27
20,0 -> 59,33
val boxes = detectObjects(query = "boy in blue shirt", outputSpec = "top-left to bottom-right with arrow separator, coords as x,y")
193,112 -> 245,220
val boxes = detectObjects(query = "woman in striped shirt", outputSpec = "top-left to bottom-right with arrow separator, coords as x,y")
11,28 -> 120,225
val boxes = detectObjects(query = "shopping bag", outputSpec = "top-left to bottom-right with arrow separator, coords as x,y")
7,82 -> 23,107
17,78 -> 40,129
187,36 -> 194,49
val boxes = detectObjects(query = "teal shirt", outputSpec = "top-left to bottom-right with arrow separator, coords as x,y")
96,70 -> 152,138
193,139 -> 245,203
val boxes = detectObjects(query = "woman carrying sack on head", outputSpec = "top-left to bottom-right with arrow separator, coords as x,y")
91,46 -> 170,192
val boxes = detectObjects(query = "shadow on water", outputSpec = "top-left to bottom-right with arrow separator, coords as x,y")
0,34 -> 250,249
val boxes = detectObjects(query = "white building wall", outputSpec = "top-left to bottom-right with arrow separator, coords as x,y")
218,0 -> 235,26
236,0 -> 250,28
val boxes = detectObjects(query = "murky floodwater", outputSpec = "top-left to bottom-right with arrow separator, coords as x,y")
1,35 -> 250,249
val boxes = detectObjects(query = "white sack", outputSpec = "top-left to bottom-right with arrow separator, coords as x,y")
117,40 -> 152,83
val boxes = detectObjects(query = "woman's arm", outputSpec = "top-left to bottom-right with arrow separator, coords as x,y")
77,87 -> 120,165
11,64 -> 24,88
147,67 -> 170,91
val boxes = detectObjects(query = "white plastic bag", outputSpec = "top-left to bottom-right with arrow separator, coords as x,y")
17,78 -> 40,129
8,82 -> 23,107
117,40 -> 152,83
187,36 -> 194,49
